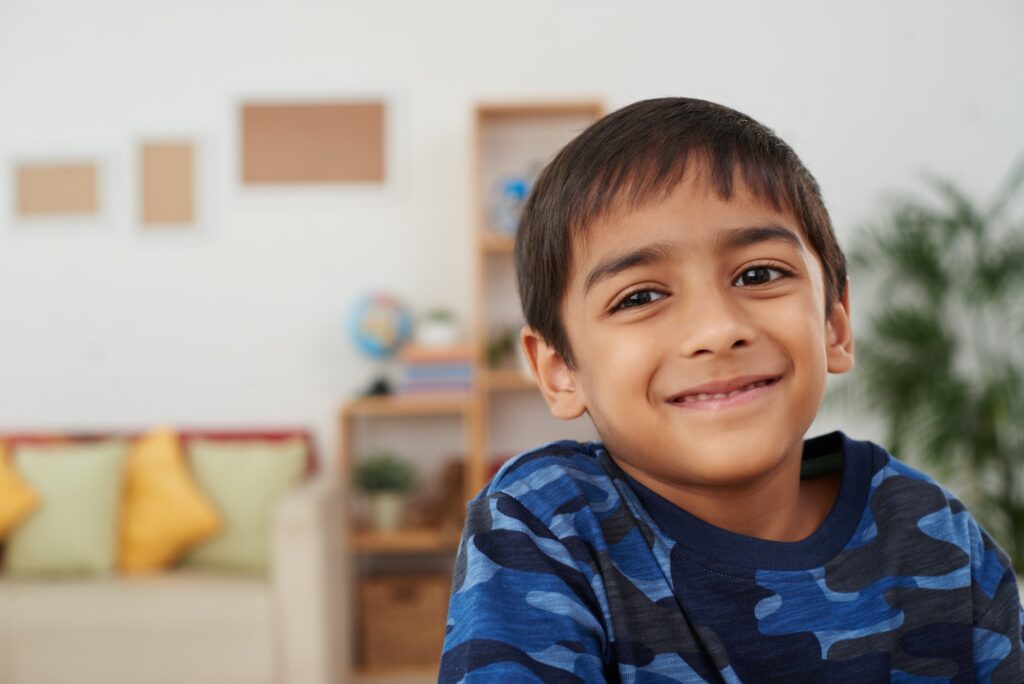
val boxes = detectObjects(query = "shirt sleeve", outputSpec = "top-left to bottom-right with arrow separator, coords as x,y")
970,521 -> 1024,683
439,492 -> 609,683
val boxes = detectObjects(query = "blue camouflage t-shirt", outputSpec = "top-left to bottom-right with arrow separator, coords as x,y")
440,432 -> 1023,682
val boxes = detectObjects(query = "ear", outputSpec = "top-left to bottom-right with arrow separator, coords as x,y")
520,326 -> 586,420
826,278 -> 855,374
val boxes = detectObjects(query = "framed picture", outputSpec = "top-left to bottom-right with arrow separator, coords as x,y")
11,158 -> 105,226
138,140 -> 197,229
240,99 -> 387,185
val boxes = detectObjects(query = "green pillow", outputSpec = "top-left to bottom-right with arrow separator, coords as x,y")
182,438 -> 306,572
5,440 -> 127,576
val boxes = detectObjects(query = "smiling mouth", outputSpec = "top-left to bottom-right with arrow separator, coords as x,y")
668,376 -> 781,409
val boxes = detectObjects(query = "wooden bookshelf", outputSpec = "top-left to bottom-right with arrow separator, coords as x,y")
340,99 -> 604,680
469,99 -> 604,482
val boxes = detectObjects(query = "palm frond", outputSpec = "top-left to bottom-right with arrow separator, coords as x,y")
847,160 -> 1024,565
922,173 -> 987,239
967,233 -> 1024,304
986,156 -> 1024,223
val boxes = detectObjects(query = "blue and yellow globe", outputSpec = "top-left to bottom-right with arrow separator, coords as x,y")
349,292 -> 412,360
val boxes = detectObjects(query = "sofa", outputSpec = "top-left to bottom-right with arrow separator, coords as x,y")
0,430 -> 351,684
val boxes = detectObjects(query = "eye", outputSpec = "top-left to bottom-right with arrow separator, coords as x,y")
612,289 -> 667,312
733,264 -> 793,287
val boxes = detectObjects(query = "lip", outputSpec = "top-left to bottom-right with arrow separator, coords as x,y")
666,374 -> 782,411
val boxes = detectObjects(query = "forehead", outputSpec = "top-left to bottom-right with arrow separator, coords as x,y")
567,171 -> 807,290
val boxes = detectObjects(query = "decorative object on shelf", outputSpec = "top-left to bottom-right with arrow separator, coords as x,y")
395,342 -> 474,397
835,158 -> 1024,567
347,291 -> 413,396
490,175 -> 530,235
353,451 -> 415,531
489,164 -> 541,235
485,325 -> 518,369
415,307 -> 462,347
408,459 -> 466,534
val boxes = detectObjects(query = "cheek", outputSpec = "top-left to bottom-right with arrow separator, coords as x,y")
761,298 -> 829,369
575,324 -> 659,404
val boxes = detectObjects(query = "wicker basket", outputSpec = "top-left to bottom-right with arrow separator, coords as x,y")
359,573 -> 450,668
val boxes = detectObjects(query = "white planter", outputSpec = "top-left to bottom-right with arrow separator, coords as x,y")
416,319 -> 461,346
369,492 -> 406,531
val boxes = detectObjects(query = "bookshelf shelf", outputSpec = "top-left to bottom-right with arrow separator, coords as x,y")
341,394 -> 472,418
349,527 -> 460,554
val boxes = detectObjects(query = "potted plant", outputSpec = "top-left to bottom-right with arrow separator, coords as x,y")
836,159 -> 1024,567
353,452 -> 416,531
485,326 -> 517,369
416,307 -> 462,346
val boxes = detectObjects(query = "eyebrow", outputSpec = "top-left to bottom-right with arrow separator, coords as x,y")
583,241 -> 678,294
715,225 -> 805,252
582,224 -> 804,295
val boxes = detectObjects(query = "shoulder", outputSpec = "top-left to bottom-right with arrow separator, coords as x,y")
486,439 -> 610,491
451,440 -> 620,615
473,439 -> 619,532
867,448 -> 977,530
858,442 -> 1014,585
862,446 -> 975,539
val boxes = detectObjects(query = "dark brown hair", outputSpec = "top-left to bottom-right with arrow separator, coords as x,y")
514,97 -> 847,370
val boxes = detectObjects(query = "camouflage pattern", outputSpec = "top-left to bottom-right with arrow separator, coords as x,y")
440,432 -> 1023,682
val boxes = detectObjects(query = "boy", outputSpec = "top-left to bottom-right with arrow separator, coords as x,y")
439,98 -> 1023,682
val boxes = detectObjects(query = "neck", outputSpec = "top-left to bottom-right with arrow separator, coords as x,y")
617,443 -> 836,542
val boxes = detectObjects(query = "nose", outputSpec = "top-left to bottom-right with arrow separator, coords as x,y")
674,286 -> 756,357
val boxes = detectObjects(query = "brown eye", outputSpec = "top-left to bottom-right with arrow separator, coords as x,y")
734,266 -> 789,287
614,289 -> 666,311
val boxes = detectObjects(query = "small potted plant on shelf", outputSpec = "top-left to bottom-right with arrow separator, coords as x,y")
486,326 -> 517,369
354,452 -> 416,531
416,307 -> 462,347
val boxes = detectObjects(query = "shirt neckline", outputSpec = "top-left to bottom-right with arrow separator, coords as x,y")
608,431 -> 875,571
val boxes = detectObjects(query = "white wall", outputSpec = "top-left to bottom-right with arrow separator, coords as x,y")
1,0 -> 1022,466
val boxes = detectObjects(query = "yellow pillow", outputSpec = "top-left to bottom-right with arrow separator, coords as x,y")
0,442 -> 41,538
118,428 -> 221,573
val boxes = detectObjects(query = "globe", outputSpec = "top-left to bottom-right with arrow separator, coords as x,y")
349,292 -> 412,360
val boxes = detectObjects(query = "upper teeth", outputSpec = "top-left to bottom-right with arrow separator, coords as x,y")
678,379 -> 772,402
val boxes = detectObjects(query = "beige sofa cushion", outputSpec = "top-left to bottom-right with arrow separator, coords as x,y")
0,571 -> 275,684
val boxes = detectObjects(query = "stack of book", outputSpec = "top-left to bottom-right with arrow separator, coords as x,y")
395,343 -> 475,397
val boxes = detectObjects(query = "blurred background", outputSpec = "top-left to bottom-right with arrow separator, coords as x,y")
0,1 -> 1021,682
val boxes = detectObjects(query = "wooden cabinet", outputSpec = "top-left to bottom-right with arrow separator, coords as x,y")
339,100 -> 603,681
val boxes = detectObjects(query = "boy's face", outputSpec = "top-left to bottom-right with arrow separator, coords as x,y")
523,170 -> 854,489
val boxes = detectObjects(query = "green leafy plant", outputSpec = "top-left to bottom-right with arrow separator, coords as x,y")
424,307 -> 456,322
486,327 -> 518,369
353,452 -> 416,493
837,159 -> 1024,566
